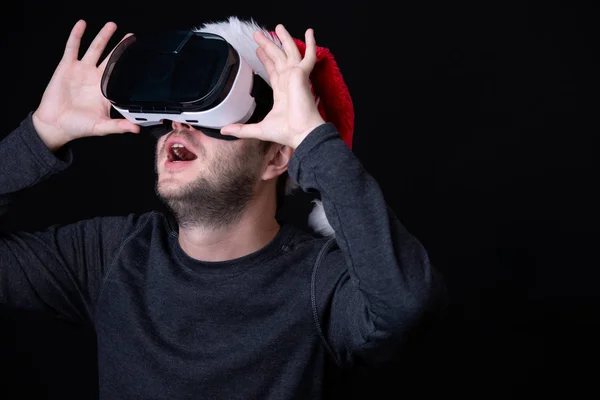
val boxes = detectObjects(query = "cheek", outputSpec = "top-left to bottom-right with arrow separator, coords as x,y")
206,148 -> 237,175
156,140 -> 166,157
208,148 -> 229,172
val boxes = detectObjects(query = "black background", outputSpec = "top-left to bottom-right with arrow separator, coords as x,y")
1,0 -> 599,398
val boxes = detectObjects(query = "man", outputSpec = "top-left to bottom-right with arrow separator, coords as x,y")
0,17 -> 446,399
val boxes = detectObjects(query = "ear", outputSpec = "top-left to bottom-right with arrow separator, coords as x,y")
261,144 -> 294,181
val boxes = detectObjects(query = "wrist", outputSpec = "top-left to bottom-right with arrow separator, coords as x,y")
32,112 -> 69,152
291,117 -> 326,149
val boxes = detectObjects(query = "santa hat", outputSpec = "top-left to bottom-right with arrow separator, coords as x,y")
194,16 -> 354,237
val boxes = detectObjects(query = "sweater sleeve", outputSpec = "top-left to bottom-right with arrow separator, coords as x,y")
287,123 -> 447,367
0,112 -> 74,214
0,113 -> 135,324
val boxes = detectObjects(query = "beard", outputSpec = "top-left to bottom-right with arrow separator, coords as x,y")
155,134 -> 264,231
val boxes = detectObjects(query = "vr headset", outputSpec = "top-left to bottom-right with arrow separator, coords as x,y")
101,29 -> 273,140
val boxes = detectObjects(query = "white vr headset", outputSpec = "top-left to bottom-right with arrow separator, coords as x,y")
100,29 -> 273,140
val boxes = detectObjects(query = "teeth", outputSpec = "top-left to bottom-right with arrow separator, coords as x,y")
170,143 -> 186,162
168,142 -> 196,163
173,149 -> 185,160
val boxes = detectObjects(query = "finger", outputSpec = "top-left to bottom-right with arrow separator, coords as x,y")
93,117 -> 141,136
81,21 -> 118,65
275,24 -> 301,64
98,32 -> 134,73
62,20 -> 87,62
253,30 -> 287,69
256,47 -> 277,84
299,28 -> 317,70
220,123 -> 263,139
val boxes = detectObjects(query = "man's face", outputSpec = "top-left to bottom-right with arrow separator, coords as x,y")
154,124 -> 267,230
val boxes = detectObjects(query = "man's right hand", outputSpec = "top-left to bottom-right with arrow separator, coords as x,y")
32,20 -> 141,152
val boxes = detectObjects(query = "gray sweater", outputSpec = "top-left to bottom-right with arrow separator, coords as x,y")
0,113 -> 446,399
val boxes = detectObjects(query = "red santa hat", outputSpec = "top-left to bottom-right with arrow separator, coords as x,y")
195,16 -> 354,237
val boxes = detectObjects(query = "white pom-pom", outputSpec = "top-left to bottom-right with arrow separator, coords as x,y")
308,199 -> 335,237
284,176 -> 334,237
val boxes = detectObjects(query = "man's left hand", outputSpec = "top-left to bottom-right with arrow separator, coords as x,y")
220,24 -> 325,149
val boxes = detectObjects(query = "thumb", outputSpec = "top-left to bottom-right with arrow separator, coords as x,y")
221,123 -> 263,139
94,118 -> 141,136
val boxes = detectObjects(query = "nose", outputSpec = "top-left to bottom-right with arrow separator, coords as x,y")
171,121 -> 193,131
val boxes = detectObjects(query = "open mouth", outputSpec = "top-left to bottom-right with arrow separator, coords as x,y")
167,143 -> 198,162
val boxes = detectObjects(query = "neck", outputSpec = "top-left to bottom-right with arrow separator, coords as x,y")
177,189 -> 280,262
